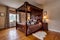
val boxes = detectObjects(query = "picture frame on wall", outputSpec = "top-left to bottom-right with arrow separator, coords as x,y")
0,12 -> 5,17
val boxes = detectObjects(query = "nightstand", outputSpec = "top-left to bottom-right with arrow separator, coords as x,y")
42,23 -> 48,31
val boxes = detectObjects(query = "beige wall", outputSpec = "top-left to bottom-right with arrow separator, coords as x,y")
43,0 -> 60,32
0,5 -> 7,29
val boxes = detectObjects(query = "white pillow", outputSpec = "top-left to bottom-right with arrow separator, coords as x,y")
31,22 -> 34,25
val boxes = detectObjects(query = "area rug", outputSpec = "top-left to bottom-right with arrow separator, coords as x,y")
32,31 -> 47,40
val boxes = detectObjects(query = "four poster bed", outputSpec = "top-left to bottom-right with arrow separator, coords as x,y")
16,2 -> 43,36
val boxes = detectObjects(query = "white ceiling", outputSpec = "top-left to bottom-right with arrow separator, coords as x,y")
0,0 -> 56,8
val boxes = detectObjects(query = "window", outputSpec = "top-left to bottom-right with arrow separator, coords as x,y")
9,13 -> 16,22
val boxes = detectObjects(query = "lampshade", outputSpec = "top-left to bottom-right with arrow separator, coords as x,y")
43,11 -> 48,23
43,16 -> 47,19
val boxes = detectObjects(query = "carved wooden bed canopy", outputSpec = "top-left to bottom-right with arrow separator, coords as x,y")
16,2 -> 43,36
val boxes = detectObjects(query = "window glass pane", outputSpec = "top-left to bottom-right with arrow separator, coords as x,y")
9,13 -> 16,22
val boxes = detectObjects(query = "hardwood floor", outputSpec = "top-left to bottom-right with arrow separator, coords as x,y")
0,28 -> 60,40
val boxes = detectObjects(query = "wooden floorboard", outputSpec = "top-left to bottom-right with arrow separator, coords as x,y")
0,27 -> 60,40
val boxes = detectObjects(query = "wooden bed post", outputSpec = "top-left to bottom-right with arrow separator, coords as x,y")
25,2 -> 28,36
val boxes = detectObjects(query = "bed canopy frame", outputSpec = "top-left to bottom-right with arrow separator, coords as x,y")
16,2 -> 43,36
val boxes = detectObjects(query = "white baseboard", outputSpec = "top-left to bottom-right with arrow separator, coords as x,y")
49,29 -> 60,33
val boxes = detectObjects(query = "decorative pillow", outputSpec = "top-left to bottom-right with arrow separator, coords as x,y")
31,22 -> 34,25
